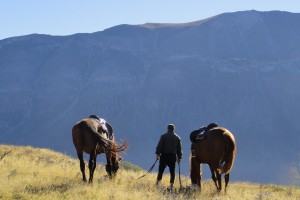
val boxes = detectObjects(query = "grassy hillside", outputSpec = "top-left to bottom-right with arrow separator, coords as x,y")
0,145 -> 299,200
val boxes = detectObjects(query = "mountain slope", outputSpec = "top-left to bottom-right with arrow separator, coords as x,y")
0,145 -> 299,200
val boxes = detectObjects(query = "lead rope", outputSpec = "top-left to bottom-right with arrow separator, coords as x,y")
178,161 -> 182,190
138,158 -> 158,179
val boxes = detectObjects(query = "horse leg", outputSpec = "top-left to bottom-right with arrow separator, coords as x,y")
225,173 -> 230,192
92,155 -> 97,174
199,163 -> 202,191
190,157 -> 202,190
209,166 -> 218,190
88,151 -> 96,183
77,151 -> 87,182
190,157 -> 198,185
105,152 -> 112,178
216,171 -> 222,192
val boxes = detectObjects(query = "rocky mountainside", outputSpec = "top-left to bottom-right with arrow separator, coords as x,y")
0,10 -> 299,186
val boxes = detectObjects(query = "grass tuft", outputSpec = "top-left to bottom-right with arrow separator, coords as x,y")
121,161 -> 143,172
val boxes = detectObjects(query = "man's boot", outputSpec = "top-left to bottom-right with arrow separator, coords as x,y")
156,180 -> 160,187
169,183 -> 174,191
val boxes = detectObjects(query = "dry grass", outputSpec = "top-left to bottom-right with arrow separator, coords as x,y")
0,144 -> 299,200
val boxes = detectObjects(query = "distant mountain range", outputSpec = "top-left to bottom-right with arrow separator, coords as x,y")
0,10 -> 299,186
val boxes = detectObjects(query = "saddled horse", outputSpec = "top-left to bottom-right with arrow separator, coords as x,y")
190,126 -> 236,192
72,117 -> 127,183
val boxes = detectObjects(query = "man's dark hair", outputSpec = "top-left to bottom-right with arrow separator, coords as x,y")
167,124 -> 175,132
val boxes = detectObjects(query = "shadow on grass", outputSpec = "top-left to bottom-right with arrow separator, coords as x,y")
25,183 -> 72,194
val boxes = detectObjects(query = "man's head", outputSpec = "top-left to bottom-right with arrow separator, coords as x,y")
167,124 -> 175,132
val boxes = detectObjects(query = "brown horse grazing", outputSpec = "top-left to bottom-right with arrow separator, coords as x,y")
190,127 -> 236,192
72,118 -> 127,183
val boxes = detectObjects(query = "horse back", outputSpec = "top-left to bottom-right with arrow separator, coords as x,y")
72,119 -> 107,154
194,127 -> 235,164
207,127 -> 235,151
210,127 -> 235,147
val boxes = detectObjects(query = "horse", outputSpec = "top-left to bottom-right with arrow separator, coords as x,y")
190,127 -> 236,192
72,117 -> 127,183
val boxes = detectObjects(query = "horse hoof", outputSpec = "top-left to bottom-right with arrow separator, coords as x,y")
89,180 -> 93,184
108,175 -> 114,179
83,179 -> 87,182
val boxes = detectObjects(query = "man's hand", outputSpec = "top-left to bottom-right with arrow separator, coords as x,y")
156,154 -> 160,160
177,159 -> 181,164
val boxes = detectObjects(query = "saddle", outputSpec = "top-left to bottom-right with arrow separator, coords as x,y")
190,127 -> 207,142
89,115 -> 114,140
190,123 -> 219,142
196,127 -> 207,140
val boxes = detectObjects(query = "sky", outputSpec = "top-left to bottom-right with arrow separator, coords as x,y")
1,0 -> 300,40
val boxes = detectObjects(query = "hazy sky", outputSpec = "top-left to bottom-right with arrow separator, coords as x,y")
1,0 -> 300,40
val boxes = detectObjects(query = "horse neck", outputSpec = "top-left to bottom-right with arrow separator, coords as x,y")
111,151 -> 119,165
108,141 -> 118,163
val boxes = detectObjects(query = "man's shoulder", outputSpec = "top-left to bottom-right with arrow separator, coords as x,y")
163,132 -> 181,140
161,132 -> 168,137
173,132 -> 181,140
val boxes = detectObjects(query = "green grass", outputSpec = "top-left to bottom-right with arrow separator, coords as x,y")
0,144 -> 299,200
121,161 -> 143,172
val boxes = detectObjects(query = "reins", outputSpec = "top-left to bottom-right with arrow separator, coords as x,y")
137,158 -> 158,179
138,158 -> 188,192
178,162 -> 183,190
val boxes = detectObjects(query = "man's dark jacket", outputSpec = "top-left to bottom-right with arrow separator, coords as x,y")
155,131 -> 182,159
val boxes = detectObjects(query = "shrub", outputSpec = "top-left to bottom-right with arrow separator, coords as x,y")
122,161 -> 142,172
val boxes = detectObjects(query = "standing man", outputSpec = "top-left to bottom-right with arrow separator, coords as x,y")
155,124 -> 182,188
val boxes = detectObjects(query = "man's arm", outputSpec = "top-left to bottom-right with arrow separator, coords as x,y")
155,135 -> 164,158
177,137 -> 183,162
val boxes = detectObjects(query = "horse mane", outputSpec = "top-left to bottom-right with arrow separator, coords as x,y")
79,121 -> 127,153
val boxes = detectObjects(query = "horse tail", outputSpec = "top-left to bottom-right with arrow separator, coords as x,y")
221,131 -> 236,174
78,121 -> 127,153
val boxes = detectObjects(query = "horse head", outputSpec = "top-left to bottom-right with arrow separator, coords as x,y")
105,139 -> 127,177
106,152 -> 123,177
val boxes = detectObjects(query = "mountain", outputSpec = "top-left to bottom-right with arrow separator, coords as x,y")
0,10 -> 299,186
